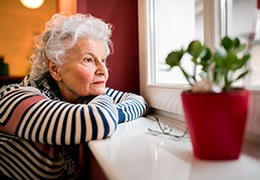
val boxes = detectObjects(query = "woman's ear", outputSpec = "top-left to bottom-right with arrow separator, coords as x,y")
46,60 -> 62,81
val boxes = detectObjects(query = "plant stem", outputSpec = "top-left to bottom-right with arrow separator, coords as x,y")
180,67 -> 193,86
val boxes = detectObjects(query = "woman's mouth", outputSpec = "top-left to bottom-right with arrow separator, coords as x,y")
93,81 -> 105,85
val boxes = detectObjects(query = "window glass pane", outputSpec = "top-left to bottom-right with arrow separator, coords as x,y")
230,0 -> 257,37
152,0 -> 204,85
229,0 -> 260,88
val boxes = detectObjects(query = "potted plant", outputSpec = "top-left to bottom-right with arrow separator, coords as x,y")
165,36 -> 251,160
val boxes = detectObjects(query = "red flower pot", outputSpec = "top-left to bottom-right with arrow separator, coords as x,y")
181,89 -> 250,160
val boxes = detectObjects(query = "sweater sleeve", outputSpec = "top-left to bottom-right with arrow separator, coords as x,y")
0,85 -> 118,145
106,88 -> 149,123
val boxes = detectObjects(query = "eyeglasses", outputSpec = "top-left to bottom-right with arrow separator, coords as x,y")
148,116 -> 188,140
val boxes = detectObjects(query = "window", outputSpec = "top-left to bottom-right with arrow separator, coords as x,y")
138,0 -> 260,120
152,0 -> 204,85
138,0 -> 218,119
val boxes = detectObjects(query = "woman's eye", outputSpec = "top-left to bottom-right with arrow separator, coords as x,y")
84,58 -> 94,63
101,59 -> 106,64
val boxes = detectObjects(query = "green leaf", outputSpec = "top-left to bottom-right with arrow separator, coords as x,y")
200,47 -> 212,69
235,70 -> 249,81
221,36 -> 233,50
187,41 -> 207,59
233,37 -> 241,48
165,50 -> 183,68
226,53 -> 238,70
214,49 -> 226,66
201,47 -> 212,61
241,53 -> 251,63
228,53 -> 250,71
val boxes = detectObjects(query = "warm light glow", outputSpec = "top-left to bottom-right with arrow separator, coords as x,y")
20,0 -> 44,9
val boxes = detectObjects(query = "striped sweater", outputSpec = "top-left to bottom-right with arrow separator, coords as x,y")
0,84 -> 148,179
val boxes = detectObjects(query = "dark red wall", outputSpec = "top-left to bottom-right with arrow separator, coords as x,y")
77,0 -> 140,94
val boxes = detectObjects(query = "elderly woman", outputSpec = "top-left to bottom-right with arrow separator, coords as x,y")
0,13 -> 148,179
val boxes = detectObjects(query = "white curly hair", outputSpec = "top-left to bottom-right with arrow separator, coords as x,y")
29,13 -> 113,80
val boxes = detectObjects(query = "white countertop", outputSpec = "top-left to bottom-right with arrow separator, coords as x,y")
88,117 -> 260,180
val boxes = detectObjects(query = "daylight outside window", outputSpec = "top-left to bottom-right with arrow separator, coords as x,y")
151,0 -> 204,85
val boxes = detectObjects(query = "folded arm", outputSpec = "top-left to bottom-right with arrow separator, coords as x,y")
106,88 -> 149,123
0,85 -> 118,145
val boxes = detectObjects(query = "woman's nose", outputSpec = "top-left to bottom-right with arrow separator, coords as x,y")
95,60 -> 107,75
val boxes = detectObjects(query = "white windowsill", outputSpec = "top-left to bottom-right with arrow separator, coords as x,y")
88,116 -> 260,180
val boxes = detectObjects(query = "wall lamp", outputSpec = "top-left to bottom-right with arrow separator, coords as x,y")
20,0 -> 44,9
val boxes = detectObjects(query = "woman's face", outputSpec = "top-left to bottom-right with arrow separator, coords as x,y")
53,38 -> 109,103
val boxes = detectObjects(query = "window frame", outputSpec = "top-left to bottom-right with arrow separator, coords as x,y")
138,0 -> 222,119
